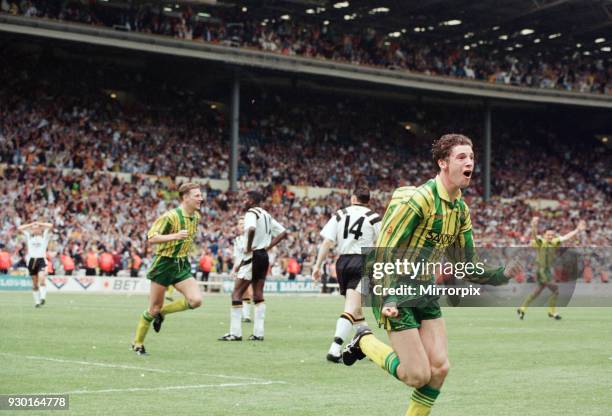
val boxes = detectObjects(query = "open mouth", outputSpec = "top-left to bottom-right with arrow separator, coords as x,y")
463,170 -> 472,179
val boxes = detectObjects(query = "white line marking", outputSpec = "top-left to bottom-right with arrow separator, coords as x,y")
35,381 -> 283,395
0,353 -> 282,383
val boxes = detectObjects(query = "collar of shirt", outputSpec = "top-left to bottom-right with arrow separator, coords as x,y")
435,175 -> 461,208
178,206 -> 198,221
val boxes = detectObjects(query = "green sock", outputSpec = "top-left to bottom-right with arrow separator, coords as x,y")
406,385 -> 440,416
133,311 -> 153,345
547,292 -> 558,315
384,351 -> 401,380
520,292 -> 536,312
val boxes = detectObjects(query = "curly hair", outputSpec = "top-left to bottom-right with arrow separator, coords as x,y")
432,134 -> 473,168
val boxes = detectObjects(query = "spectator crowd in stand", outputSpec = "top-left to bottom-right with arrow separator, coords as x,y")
2,0 -> 611,95
0,40 -> 609,279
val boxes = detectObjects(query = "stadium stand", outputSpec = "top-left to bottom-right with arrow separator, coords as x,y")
0,47 -> 609,277
2,0 -> 611,95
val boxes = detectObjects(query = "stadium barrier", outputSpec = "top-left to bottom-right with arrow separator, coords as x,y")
0,163 -> 347,198
0,274 -> 339,294
3,274 -> 612,305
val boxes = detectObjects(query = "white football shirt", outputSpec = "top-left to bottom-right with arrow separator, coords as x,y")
320,205 -> 381,255
243,207 -> 286,257
24,229 -> 51,260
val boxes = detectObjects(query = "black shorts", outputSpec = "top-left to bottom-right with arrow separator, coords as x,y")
336,254 -> 364,296
27,258 -> 46,276
251,249 -> 269,282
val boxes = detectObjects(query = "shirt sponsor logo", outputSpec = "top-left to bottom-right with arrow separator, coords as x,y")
425,231 -> 456,245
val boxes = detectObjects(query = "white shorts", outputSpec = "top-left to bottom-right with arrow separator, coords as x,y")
236,261 -> 252,281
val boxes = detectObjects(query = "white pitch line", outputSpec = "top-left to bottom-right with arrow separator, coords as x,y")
35,380 -> 283,395
0,353 -> 282,383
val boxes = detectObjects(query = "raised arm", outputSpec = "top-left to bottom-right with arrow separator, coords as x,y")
558,220 -> 586,243
530,216 -> 540,241
18,222 -> 37,232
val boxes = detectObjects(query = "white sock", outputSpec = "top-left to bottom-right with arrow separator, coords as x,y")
40,285 -> 47,300
32,290 -> 40,305
328,315 -> 353,356
253,302 -> 266,337
242,301 -> 252,320
230,306 -> 242,338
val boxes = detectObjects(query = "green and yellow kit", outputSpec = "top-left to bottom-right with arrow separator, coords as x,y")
531,236 -> 561,284
373,176 -> 507,331
147,207 -> 200,287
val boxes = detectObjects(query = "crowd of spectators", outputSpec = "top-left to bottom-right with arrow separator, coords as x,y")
0,163 -> 608,279
0,46 -> 609,278
2,0 -> 611,95
3,59 -> 609,197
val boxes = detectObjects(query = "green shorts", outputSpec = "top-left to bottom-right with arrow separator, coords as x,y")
373,299 -> 442,332
536,268 -> 553,284
147,256 -> 192,287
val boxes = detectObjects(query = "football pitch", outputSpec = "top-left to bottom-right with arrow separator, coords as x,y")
1,292 -> 610,416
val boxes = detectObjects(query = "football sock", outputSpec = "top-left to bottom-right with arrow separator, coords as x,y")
519,292 -> 537,312
39,285 -> 47,300
242,298 -> 252,320
32,290 -> 40,305
166,285 -> 175,298
133,311 -> 153,345
328,313 -> 353,356
360,333 -> 401,380
253,301 -> 266,337
406,385 -> 440,416
160,298 -> 191,316
547,292 -> 558,315
231,301 -> 243,337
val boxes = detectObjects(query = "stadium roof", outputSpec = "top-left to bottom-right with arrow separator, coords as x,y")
146,0 -> 612,57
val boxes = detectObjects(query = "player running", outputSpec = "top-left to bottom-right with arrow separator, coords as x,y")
131,183 -> 203,355
312,185 -> 381,363
517,216 -> 586,320
18,221 -> 53,308
219,191 -> 287,341
342,134 -> 522,416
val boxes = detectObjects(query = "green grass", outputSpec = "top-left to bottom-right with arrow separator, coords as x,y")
0,292 -> 611,416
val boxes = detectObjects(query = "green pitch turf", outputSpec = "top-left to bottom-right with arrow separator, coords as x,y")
0,292 -> 610,416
